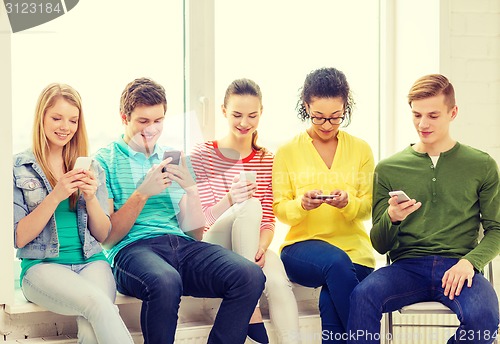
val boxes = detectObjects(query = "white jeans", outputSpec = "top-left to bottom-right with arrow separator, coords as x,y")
204,198 -> 301,344
22,260 -> 134,344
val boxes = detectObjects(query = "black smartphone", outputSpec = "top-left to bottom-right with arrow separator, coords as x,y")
313,194 -> 337,200
162,150 -> 181,172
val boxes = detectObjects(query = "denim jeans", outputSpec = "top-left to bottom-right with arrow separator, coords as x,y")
113,234 -> 266,344
348,256 -> 499,344
22,260 -> 134,344
281,240 -> 373,344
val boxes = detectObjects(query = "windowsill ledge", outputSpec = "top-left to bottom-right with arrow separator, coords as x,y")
3,284 -> 321,343
4,283 -> 321,319
4,289 -> 141,315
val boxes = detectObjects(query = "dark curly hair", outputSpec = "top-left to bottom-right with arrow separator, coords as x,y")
296,67 -> 354,126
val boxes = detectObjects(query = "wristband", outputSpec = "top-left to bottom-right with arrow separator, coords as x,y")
227,192 -> 234,206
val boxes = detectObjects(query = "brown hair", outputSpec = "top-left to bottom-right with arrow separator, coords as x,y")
223,78 -> 267,159
120,77 -> 167,119
407,74 -> 455,109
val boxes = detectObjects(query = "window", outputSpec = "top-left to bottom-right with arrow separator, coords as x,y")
4,0 -> 184,303
11,0 -> 185,154
214,0 -> 380,158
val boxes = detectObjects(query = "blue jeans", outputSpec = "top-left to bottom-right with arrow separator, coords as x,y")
281,240 -> 373,344
22,260 -> 134,344
348,256 -> 499,344
113,234 -> 266,344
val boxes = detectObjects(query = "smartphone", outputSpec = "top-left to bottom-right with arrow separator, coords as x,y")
389,190 -> 411,204
73,156 -> 92,171
239,171 -> 256,183
314,194 -> 337,200
163,150 -> 181,165
162,150 -> 181,172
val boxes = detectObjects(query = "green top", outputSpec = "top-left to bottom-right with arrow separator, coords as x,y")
371,142 -> 500,271
20,199 -> 106,285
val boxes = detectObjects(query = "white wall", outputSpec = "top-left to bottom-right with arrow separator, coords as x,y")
443,0 -> 500,161
385,0 -> 500,162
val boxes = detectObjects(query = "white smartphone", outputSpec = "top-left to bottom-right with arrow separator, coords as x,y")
239,171 -> 257,183
389,190 -> 411,204
314,194 -> 337,200
73,156 -> 92,171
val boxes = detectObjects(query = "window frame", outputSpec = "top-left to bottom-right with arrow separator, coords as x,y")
1,8 -> 14,305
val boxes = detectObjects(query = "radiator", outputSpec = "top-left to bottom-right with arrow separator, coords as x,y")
173,316 -> 322,344
386,313 -> 462,343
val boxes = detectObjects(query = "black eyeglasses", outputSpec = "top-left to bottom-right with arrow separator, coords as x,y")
310,116 -> 345,125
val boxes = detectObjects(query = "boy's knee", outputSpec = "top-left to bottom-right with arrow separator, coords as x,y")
142,270 -> 183,302
462,303 -> 499,331
241,262 -> 266,294
158,272 -> 183,291
461,283 -> 499,331
350,279 -> 371,304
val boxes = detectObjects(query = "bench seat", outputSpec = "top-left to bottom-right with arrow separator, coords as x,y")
2,284 -> 321,343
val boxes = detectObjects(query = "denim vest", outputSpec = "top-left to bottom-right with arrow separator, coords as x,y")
13,150 -> 109,259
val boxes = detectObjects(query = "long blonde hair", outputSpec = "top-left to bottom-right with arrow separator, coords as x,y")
32,83 -> 88,209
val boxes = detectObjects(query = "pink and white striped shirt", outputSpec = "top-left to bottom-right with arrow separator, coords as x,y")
190,141 -> 275,232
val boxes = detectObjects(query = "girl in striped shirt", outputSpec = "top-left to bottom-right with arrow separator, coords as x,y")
190,79 -> 300,344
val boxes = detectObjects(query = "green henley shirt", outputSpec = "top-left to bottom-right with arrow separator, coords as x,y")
371,142 -> 500,271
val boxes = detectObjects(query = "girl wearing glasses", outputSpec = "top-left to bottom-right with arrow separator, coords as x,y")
13,83 -> 134,344
191,79 -> 300,344
272,67 -> 376,343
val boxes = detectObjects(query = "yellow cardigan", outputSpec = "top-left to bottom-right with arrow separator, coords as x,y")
272,130 -> 376,268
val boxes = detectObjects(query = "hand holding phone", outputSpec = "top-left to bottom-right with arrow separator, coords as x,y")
73,157 -> 92,171
389,190 -> 411,204
314,194 -> 337,200
162,150 -> 181,172
387,190 -> 422,223
229,171 -> 257,204
72,157 -> 96,199
239,171 -> 257,183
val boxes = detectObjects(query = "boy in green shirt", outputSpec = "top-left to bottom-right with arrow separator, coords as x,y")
348,74 -> 499,344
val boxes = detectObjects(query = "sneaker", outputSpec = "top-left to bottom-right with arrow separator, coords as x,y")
247,322 -> 269,344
